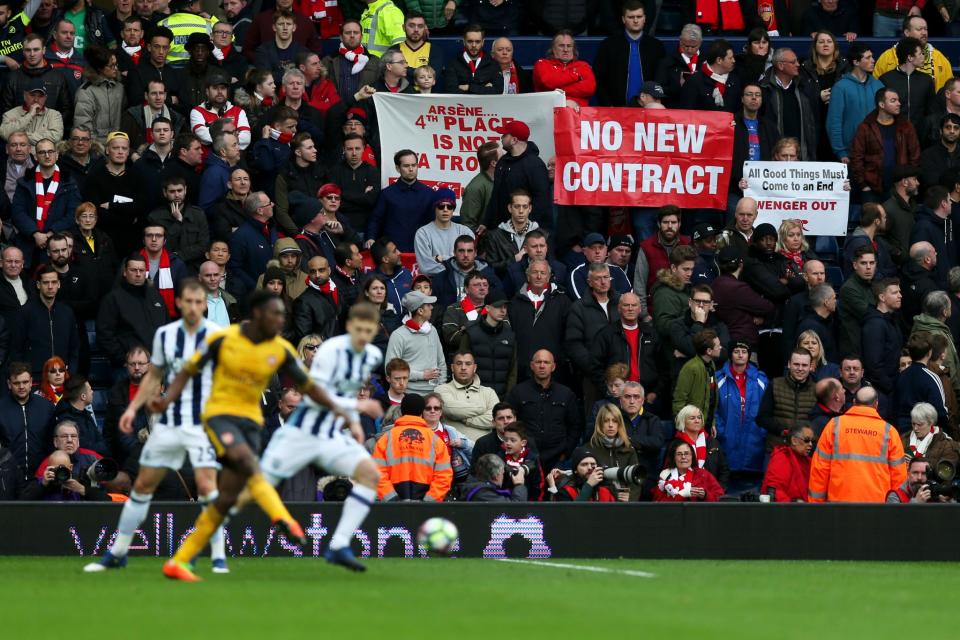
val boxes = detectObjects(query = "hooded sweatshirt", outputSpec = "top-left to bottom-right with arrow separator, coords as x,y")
256,238 -> 307,300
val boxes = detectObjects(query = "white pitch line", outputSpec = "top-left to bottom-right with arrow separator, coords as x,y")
498,558 -> 656,578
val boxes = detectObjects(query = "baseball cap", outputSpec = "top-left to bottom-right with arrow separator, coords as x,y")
640,81 -> 665,99
608,234 -> 635,250
24,78 -> 46,95
492,120 -> 530,141
205,69 -> 230,88
402,290 -> 437,314
717,245 -> 744,264
583,232 -> 606,247
484,290 -> 508,308
277,245 -> 301,255
692,223 -> 720,242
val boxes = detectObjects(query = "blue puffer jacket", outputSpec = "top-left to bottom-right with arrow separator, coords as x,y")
715,361 -> 768,473
826,71 -> 884,160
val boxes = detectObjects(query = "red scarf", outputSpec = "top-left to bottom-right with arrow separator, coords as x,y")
505,62 -> 519,94
460,297 -> 486,321
306,276 -> 339,305
780,249 -> 804,271
261,95 -> 274,107
504,446 -> 528,466
270,128 -> 294,144
404,318 -> 421,331
338,43 -> 369,74
34,166 -> 60,231
682,50 -> 699,72
464,49 -> 483,73
128,382 -> 139,402
140,248 -> 175,316
703,62 -> 728,95
678,431 -> 707,468
434,425 -> 450,446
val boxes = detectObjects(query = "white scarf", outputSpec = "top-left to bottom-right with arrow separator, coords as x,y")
55,47 -> 74,60
212,46 -> 225,61
658,468 -> 692,498
526,288 -> 545,306
910,427 -> 938,456
340,42 -> 369,75
704,63 -> 729,107
35,165 -> 60,225
121,42 -> 142,56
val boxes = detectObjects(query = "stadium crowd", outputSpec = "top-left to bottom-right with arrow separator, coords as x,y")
0,0 -> 958,506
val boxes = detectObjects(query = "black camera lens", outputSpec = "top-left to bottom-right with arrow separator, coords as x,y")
53,465 -> 71,484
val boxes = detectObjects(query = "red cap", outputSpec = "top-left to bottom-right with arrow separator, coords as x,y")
318,183 -> 342,198
345,106 -> 368,122
493,120 -> 530,141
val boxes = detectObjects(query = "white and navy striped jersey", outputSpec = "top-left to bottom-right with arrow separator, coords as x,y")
150,318 -> 221,427
286,334 -> 382,438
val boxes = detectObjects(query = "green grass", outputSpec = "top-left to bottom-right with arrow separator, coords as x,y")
2,557 -> 953,638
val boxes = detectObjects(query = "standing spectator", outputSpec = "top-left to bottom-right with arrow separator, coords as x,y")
503,230 -> 567,298
593,1 -> 664,107
566,263 -> 620,405
358,0 -> 404,59
655,24 -> 702,108
483,120 -> 551,231
330,241 -> 363,311
371,239 -> 412,313
322,20 -> 380,105
440,270 -> 488,350
138,223 -> 187,318
827,42 -> 883,163
911,291 -> 960,398
53,375 -> 106,456
882,165 -> 920,264
82,132 -> 146,258
638,206 -> 691,297
241,0 -> 321,61
667,283 -> 730,378
460,290 -> 516,398
102,345 -> 150,460
253,10 -> 306,87
809,387 -> 906,501
148,175 -> 209,271
0,34 -> 72,118
430,235 -> 502,312
460,141 -> 499,232
879,37 -> 936,131
435,350 -> 499,442
920,115 -> 960,191
395,12 -> 444,78
732,84 -> 779,206
841,202 -> 896,280
189,70 -> 250,152
902,402 -> 959,467
327,133 -> 380,235
532,30 -> 595,108
616,381 -> 663,497
364,149 -> 433,253
711,246 -> 775,348
386,290 -> 446,396
796,283 -> 839,362
414,188 -> 474,277
0,362 -> 55,490
443,24 -> 501,95
11,139 -> 81,268
679,38 -> 740,113
862,278 -> 904,395
902,241 -> 940,324
761,424 -> 814,501
199,260 -> 238,326
158,134 -> 202,209
592,292 -> 658,397
125,27 -> 183,110
651,245 -> 696,340
873,17 -> 952,92
717,340 -> 769,488
73,45 -> 125,145
761,48 -> 819,161
198,131 -> 242,218
911,186 -> 957,288
567,233 -> 631,301
506,349 -> 580,473
482,189 -> 540,274
782,258 -> 827,357
95,254 -> 168,367
672,329 -> 721,432
0,247 -> 30,327
70,203 -> 117,299
838,246 -> 877,355
758,348 -> 816,448
11,266 -> 79,377
809,377 -> 845,436
293,185 -> 359,270
895,332 -> 950,431
802,0 -> 858,40
509,258 -> 570,383
46,18 -> 84,95
920,79 -> 960,146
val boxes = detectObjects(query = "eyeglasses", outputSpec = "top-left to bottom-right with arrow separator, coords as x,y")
258,202 -> 274,209
797,437 -> 815,444
424,405 -> 442,411
70,136 -> 91,142
436,203 -> 455,210
48,368 -> 67,374
36,149 -> 56,156
690,299 -> 712,306
304,344 -> 319,351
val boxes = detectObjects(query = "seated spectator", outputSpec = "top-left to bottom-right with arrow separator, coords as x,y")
903,402 -> 960,470
120,80 -> 185,153
679,38 -> 740,112
894,332 -> 950,433
273,134 -> 326,237
809,377 -> 845,436
386,291 -> 446,396
197,130 -> 243,217
617,381 -> 664,498
674,403 -> 730,487
920,114 -> 960,190
11,266 -> 79,377
761,424 -> 815,502
37,356 -> 68,405
461,453 -> 528,501
532,30 -> 596,108
546,447 -> 616,502
372,394 -> 452,502
21,446 -> 110,501
887,456 -> 956,503
328,133 -> 379,234
199,260 -> 239,326
589,403 -> 641,501
361,275 -> 401,359
0,362 -> 55,490
497,420 -> 543,500
443,24 -> 502,94
254,10 -> 306,86
138,224 -> 187,318
758,348 -> 817,448
673,329 -> 722,429
440,270 -> 488,351
250,105 -> 298,198
503,230 -> 567,298
653,439 -> 725,502
783,260 -> 828,357
70,203 -> 118,300
587,363 -> 628,430
655,24 -> 702,107
459,290 -> 516,398
329,241 -> 363,314
716,340 -> 769,489
96,254 -> 169,367
796,329 -> 841,382
421,392 -> 473,485
74,45 -> 125,145
0,81 -> 64,145
148,176 -> 209,272
414,188 -> 474,276
483,120 -> 552,231
435,350 -> 498,442
431,235 -> 502,313
256,238 -> 306,301
777,219 -> 818,285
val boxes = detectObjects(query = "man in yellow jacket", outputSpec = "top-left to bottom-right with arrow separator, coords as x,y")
873,16 -> 953,91
809,387 -> 906,502
373,394 -> 453,501
360,0 -> 405,58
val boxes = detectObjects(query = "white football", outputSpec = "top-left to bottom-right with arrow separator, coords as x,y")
417,517 -> 459,556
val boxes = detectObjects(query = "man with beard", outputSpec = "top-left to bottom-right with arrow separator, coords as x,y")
322,20 -> 379,105
483,120 -> 551,230
189,69 -> 250,150
881,165 -> 919,264
920,114 -> 960,191
103,345 -> 152,460
397,11 -> 443,81
148,175 -> 209,271
222,0 -> 251,52
44,232 -> 97,324
121,80 -> 184,152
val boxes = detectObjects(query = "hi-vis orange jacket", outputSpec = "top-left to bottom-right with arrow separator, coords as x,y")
373,415 -> 453,502
808,406 -> 906,502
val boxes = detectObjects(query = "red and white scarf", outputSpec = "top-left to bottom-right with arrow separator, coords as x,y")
212,44 -> 232,61
780,249 -> 804,271
306,276 -> 339,305
703,63 -> 728,106
504,62 -> 519,94
339,43 -> 369,75
140,248 -> 175,316
34,165 -> 60,231
527,288 -> 545,310
122,40 -> 144,66
404,318 -> 433,334
504,446 -> 529,472
51,43 -> 74,60
460,297 -> 486,321
463,49 -> 483,74
658,468 -> 693,498
682,50 -> 699,72
909,427 -> 938,457
678,431 -> 707,468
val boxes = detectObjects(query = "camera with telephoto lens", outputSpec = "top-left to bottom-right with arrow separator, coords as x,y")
926,460 -> 960,500
601,464 -> 646,487
509,461 -> 535,477
52,465 -> 71,485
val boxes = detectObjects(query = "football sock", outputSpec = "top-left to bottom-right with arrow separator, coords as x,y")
247,472 -> 294,523
110,490 -> 153,557
201,491 -> 226,561
173,504 -> 225,565
329,485 -> 375,550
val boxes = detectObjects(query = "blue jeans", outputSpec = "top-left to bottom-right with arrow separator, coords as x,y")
873,13 -> 904,37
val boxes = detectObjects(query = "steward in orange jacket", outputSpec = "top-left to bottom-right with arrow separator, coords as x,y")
373,410 -> 453,502
808,390 -> 906,502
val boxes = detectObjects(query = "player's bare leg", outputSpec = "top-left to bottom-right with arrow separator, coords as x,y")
325,459 -> 380,573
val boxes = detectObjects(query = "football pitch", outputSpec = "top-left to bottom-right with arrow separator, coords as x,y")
1,557 -> 953,638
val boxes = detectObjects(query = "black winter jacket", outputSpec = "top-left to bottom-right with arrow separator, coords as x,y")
592,319 -> 659,394
483,141 -> 552,229
861,306 -> 903,395
292,287 -> 339,342
0,393 -> 55,483
96,281 -> 169,366
505,379 -> 580,471
326,160 -> 380,233
11,299 -> 79,377
461,319 -> 516,397
82,162 -> 148,257
910,207 -> 957,289
565,291 -> 620,377
679,68 -> 742,112
443,54 -> 504,94
508,286 -> 570,380
759,68 -> 820,160
70,228 -> 118,299
103,377 -> 150,461
54,402 -> 107,458
732,112 -> 778,192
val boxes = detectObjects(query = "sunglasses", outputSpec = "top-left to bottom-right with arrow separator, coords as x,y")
424,405 -> 442,411
436,203 -> 455,210
49,368 -> 67,374
304,344 -> 319,351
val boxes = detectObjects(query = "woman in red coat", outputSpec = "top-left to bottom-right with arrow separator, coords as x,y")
761,425 -> 814,501
653,440 -> 725,502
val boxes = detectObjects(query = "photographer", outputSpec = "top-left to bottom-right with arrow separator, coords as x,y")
461,454 -> 528,502
545,447 -> 617,502
589,403 -> 641,501
887,458 -> 955,503
20,450 -> 110,501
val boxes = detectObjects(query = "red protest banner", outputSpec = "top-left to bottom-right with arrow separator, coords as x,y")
553,107 -> 735,209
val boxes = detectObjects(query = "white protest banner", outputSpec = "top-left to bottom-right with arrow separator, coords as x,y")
743,161 -> 849,236
372,91 -> 565,211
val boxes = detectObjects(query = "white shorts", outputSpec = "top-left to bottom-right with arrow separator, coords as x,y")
139,424 -> 220,470
261,427 -> 369,481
